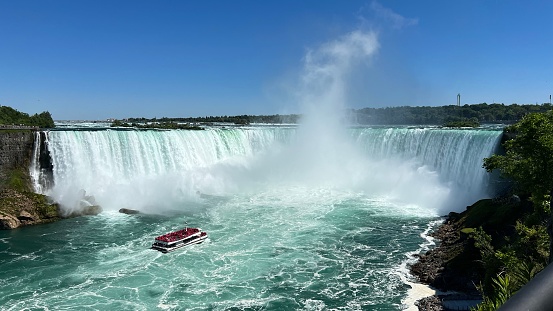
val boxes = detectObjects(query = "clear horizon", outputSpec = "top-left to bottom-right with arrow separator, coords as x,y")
1,0 -> 552,120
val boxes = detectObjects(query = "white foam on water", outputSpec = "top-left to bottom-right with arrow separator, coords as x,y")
398,219 -> 444,310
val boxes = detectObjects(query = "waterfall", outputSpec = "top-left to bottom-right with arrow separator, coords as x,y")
40,127 -> 294,214
33,126 -> 502,215
351,127 -> 502,210
30,131 -> 53,194
30,131 -> 42,193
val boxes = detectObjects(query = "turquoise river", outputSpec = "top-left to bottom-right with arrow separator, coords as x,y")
0,125 -> 502,310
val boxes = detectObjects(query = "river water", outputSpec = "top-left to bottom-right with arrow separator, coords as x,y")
1,125 -> 501,310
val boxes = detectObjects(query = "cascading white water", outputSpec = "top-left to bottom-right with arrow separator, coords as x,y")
30,131 -> 43,194
351,127 -> 502,212
29,131 -> 55,195
41,127 -> 295,215
35,126 -> 502,216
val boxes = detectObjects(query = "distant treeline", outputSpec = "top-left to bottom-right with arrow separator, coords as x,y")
122,114 -> 301,125
0,106 -> 55,128
352,103 -> 553,125
111,120 -> 203,130
120,103 -> 552,126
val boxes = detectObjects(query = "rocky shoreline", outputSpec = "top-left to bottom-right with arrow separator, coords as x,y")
0,187 -> 103,229
0,188 -> 60,229
410,215 -> 482,310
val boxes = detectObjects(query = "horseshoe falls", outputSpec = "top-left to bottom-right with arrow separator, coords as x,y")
1,126 -> 502,310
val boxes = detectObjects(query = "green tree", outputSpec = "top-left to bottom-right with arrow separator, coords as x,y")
0,106 -> 55,128
483,110 -> 553,262
29,111 -> 55,128
0,106 -> 30,125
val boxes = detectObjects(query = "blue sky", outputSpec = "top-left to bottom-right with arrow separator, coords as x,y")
1,1 -> 552,120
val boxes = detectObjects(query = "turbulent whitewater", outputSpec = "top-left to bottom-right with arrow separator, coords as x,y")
1,126 -> 502,310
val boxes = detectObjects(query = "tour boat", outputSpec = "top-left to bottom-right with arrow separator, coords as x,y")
151,227 -> 208,253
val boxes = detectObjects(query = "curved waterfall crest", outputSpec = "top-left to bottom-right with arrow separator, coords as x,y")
31,127 -> 502,214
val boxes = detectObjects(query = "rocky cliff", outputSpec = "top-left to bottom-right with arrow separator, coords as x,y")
0,130 -> 61,229
0,130 -> 35,183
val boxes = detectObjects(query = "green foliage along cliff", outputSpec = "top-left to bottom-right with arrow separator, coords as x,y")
484,110 -> 553,200
470,110 -> 553,309
0,106 -> 55,128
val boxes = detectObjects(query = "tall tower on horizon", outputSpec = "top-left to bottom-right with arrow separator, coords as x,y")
457,93 -> 461,106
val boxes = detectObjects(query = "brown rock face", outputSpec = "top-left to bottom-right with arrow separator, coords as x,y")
0,130 -> 62,229
18,210 -> 36,221
0,214 -> 21,229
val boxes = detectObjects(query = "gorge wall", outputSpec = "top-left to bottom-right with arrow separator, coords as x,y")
0,130 -> 34,184
0,130 -> 60,229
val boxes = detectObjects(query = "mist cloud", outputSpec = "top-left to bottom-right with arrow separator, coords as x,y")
299,30 -> 379,118
303,30 -> 379,80
369,1 -> 418,30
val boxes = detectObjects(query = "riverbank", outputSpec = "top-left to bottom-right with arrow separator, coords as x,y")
408,193 -> 536,310
409,212 -> 483,310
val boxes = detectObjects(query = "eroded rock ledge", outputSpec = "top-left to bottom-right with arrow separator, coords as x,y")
0,188 -> 61,229
0,188 -> 104,229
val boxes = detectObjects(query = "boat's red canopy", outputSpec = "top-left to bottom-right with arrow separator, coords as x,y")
155,227 -> 200,242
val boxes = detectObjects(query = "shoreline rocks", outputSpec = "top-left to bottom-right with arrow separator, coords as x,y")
0,213 -> 20,229
410,216 -> 482,310
415,296 -> 444,311
0,189 -> 61,229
